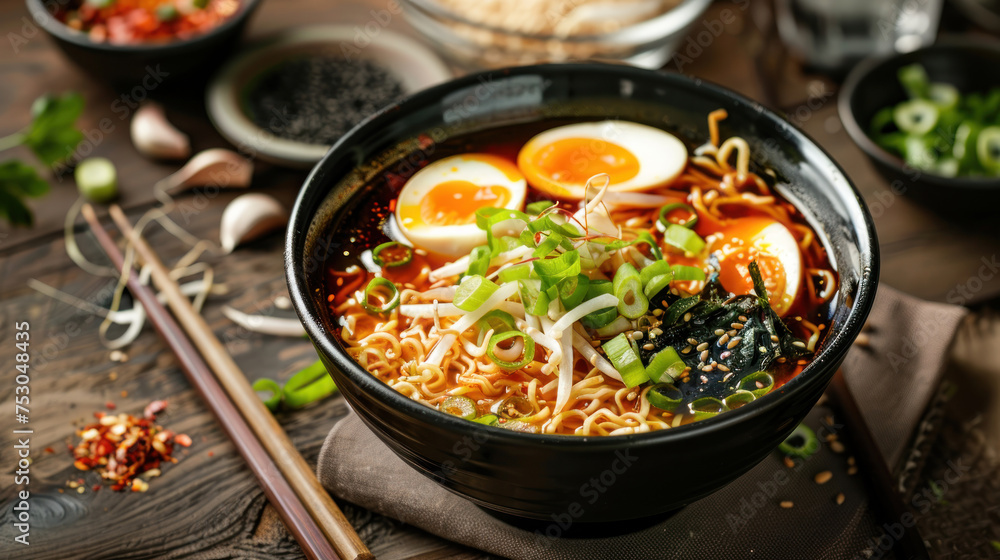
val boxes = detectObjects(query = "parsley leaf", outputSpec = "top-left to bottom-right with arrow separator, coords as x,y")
23,92 -> 84,166
0,160 -> 49,226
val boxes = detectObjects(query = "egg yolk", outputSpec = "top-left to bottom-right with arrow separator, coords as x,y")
399,180 -> 511,228
715,219 -> 793,313
525,137 -> 640,185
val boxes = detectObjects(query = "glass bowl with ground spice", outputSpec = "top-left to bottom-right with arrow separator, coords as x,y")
207,25 -> 451,168
399,0 -> 714,70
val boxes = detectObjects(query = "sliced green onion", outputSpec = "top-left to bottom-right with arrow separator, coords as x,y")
463,245 -> 491,278
647,383 -> 683,412
476,309 -> 517,337
642,274 -> 673,299
532,232 -> 563,258
472,414 -> 499,426
517,279 -> 550,316
558,274 -> 590,310
606,230 -> 663,260
526,200 -> 556,215
283,360 -> 338,408
498,262 -> 531,283
778,423 -> 819,458
928,83 -> 959,110
612,263 -> 648,319
475,207 -> 508,230
670,264 -> 706,282
528,214 -> 580,238
639,260 -> 672,286
532,250 -> 581,290
487,330 -> 535,370
898,63 -> 930,99
645,346 -> 685,383
688,396 -> 727,420
738,371 -> 774,398
75,157 -> 118,202
579,280 -> 617,329
454,275 -> 499,311
372,241 -> 413,268
723,390 -> 756,410
603,333 -> 646,388
662,224 -> 705,255
893,99 -> 939,135
658,202 -> 698,229
253,378 -> 283,412
440,396 -> 478,420
496,396 -> 534,419
155,3 -> 179,21
977,126 -> 1000,173
362,277 -> 400,314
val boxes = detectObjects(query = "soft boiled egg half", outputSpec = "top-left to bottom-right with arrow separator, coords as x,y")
516,121 -> 687,200
394,154 -> 527,258
712,217 -> 803,317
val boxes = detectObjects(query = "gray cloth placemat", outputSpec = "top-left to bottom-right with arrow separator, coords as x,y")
317,285 -> 967,560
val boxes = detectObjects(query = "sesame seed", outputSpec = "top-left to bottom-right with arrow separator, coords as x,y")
727,329 -> 737,337
727,338 -> 740,349
643,343 -> 655,351
717,364 -> 730,372
681,346 -> 693,354
719,333 -> 730,346
739,315 -> 748,322
755,381 -> 764,389
652,309 -> 664,316
793,341 -> 807,348
700,350 -> 709,362
731,323 -> 744,330
682,377 -> 691,383
688,338 -> 699,345
835,493 -> 845,505
771,335 -> 780,342
699,375 -> 708,383
696,342 -> 709,351
702,365 -> 714,372
631,331 -> 644,340
830,441 -> 845,453
783,456 -> 795,468
847,456 -> 856,466
684,313 -> 692,322
814,471 -> 833,485
720,351 -> 731,359
847,466 -> 858,476
714,329 -> 726,336
780,501 -> 794,509
777,357 -> 787,363
650,328 -> 663,336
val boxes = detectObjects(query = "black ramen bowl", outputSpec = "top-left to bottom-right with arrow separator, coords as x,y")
286,64 -> 879,523
25,0 -> 262,86
839,39 -> 1000,213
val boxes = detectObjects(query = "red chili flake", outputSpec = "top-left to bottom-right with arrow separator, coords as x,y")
70,402 -> 180,492
105,401 -> 116,410
44,447 -> 55,454
207,451 -> 214,457
174,434 -> 192,448
92,484 -> 102,492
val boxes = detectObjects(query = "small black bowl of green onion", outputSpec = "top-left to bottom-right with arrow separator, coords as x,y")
840,39 -> 1000,212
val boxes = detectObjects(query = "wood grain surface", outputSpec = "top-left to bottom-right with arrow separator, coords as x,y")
1,0 -> 998,559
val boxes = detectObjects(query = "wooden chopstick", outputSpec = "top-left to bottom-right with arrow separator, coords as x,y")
828,370 -> 930,560
80,204 -> 341,560
103,205 -> 372,560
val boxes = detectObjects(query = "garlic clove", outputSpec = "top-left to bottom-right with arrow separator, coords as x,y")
159,148 -> 254,195
220,193 -> 288,253
131,102 -> 191,160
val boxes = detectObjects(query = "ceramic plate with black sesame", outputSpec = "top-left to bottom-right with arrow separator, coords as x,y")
207,25 -> 452,168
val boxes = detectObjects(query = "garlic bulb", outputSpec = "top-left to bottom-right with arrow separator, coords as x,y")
220,193 -> 288,253
158,149 -> 254,195
131,102 -> 191,160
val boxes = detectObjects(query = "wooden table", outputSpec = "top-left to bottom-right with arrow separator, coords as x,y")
1,1 -> 997,559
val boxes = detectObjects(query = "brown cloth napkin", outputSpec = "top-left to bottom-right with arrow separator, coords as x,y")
317,285 -> 967,560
